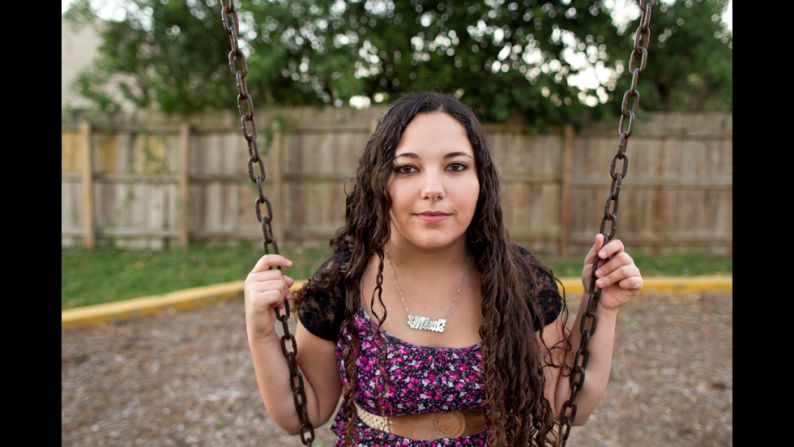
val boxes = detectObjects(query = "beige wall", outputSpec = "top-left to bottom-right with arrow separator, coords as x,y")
62,18 -> 139,113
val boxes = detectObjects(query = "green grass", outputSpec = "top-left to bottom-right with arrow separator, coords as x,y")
61,241 -> 334,310
62,242 -> 731,310
542,248 -> 733,278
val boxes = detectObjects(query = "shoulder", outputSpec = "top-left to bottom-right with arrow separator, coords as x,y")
296,249 -> 350,342
512,244 -> 554,281
512,244 -> 563,327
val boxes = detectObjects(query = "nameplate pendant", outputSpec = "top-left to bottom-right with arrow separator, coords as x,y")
406,315 -> 447,333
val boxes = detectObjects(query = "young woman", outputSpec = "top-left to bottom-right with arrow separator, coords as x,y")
244,91 -> 643,446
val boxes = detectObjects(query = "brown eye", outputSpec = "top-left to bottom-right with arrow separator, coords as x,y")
448,162 -> 468,171
394,165 -> 416,174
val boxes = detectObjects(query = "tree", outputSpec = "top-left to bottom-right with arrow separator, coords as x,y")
607,0 -> 732,113
66,0 -> 731,130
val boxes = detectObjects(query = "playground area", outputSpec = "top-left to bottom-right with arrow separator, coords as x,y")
62,290 -> 732,447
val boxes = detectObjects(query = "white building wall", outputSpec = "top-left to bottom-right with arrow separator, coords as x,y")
62,18 -> 138,113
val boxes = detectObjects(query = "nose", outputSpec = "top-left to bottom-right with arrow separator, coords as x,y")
420,171 -> 445,201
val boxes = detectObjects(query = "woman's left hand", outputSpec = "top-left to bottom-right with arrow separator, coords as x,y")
582,233 -> 644,312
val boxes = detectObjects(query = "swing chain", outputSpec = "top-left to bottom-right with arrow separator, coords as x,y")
558,1 -> 656,445
220,1 -> 315,444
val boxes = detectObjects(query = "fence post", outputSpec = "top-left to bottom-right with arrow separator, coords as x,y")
559,124 -> 575,258
79,120 -> 95,249
178,122 -> 191,248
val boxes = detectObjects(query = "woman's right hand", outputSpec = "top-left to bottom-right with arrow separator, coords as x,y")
244,254 -> 295,341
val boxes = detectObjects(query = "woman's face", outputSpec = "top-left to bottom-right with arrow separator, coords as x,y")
387,112 -> 480,251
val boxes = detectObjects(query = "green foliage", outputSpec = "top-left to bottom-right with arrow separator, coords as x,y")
67,0 -> 239,115
64,0 -> 732,127
607,0 -> 732,113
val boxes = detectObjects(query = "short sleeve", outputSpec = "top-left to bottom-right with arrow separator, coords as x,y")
514,245 -> 563,327
296,254 -> 347,342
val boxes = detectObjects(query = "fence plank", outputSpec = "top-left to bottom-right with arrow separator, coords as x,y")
79,121 -> 95,248
178,123 -> 190,247
271,125 -> 285,247
560,125 -> 574,257
62,110 -> 732,254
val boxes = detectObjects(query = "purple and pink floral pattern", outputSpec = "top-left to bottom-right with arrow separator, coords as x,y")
331,307 -> 489,446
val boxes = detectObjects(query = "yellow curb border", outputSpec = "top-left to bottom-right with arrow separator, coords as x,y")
62,276 -> 731,330
560,275 -> 733,294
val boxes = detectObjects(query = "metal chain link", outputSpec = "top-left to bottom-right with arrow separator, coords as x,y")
557,1 -> 657,445
220,1 -> 315,445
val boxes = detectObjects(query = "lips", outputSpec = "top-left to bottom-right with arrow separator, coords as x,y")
415,212 -> 450,223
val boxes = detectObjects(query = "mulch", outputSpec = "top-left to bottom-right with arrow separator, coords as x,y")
62,290 -> 731,446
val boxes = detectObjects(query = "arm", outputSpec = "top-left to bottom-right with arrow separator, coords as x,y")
540,234 -> 642,426
248,320 -> 342,435
245,252 -> 346,436
538,292 -> 618,426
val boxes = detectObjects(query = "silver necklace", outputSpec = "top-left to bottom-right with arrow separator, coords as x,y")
385,247 -> 471,333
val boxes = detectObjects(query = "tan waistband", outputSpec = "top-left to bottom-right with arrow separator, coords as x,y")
354,401 -> 488,440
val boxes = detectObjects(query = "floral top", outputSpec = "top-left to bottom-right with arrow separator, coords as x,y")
297,245 -> 563,446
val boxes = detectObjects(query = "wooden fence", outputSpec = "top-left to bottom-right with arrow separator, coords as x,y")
62,107 -> 732,256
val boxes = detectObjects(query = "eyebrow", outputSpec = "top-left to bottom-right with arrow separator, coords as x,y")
394,151 -> 473,160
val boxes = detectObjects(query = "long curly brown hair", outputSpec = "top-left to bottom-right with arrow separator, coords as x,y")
294,91 -> 572,445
